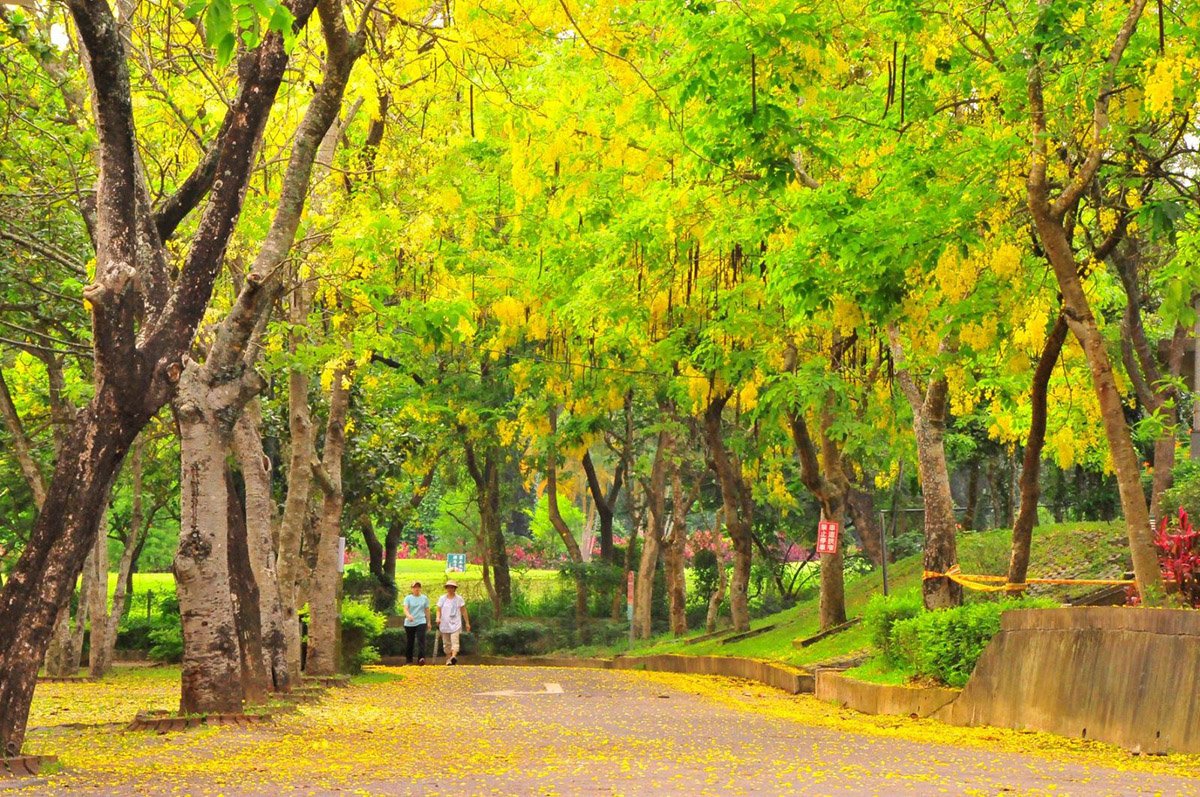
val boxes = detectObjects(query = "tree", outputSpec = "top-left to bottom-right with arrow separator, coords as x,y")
0,0 -> 318,752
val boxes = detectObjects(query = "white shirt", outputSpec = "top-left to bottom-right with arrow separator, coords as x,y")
437,594 -> 466,633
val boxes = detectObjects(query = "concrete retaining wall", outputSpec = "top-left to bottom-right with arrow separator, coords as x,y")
935,607 -> 1200,754
815,671 -> 958,718
468,654 -> 814,694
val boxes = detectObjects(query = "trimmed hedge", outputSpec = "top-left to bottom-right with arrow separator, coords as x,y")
889,597 -> 1056,687
863,589 -> 924,665
483,621 -> 554,656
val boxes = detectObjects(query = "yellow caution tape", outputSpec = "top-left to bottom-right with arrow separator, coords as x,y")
922,565 -> 1135,592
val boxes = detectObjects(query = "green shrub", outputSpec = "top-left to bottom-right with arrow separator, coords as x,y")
116,616 -> 159,651
483,621 -> 553,656
340,600 -> 386,674
148,622 -> 183,663
889,598 -> 1056,687
342,564 -> 377,602
465,598 -> 496,632
374,627 -> 407,657
863,589 -> 924,665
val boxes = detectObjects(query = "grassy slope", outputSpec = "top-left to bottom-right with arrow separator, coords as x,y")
568,521 -> 1129,670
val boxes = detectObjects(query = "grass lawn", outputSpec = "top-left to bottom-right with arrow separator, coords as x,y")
109,561 -> 564,616
565,520 -> 1130,670
383,559 -> 563,605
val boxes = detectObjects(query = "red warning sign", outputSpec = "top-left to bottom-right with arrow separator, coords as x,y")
816,521 -> 841,555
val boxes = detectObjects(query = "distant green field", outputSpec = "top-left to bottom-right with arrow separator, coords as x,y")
383,560 -> 563,604
112,560 -> 565,615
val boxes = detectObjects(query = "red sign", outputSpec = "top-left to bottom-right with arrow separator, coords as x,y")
816,521 -> 841,555
627,571 -> 635,605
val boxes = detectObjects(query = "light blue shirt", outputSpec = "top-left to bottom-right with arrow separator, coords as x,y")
403,594 -> 429,627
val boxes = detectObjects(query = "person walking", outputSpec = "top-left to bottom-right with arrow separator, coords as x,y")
435,580 -> 470,665
402,581 -> 430,665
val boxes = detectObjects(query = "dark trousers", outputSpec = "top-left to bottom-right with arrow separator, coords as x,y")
404,624 -> 427,662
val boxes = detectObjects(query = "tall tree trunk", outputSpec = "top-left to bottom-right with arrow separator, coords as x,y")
789,402 -> 848,630
582,449 -> 625,566
1193,295 -> 1200,463
69,558 -> 91,671
277,287 -> 318,677
0,367 -> 48,509
226,467 -> 270,705
845,487 -> 883,567
888,326 -> 961,609
360,513 -> 397,610
44,607 -> 77,677
705,543 -> 727,635
1009,314 -> 1068,586
100,437 -> 147,672
962,463 -> 980,531
1114,245 -> 1188,524
616,492 -> 642,621
546,408 -> 589,638
464,442 -> 511,607
306,362 -> 352,676
0,366 -> 82,676
0,0 -> 319,751
634,430 -> 670,639
87,512 -> 111,678
174,369 -> 246,714
233,406 -> 294,691
1024,2 -> 1164,602
663,469 -> 695,636
704,394 -> 754,632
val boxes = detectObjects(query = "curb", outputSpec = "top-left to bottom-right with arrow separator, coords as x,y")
462,654 -> 814,694
815,671 -> 959,718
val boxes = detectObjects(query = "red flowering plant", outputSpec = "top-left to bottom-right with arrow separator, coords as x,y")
1156,509 -> 1200,607
1129,508 -> 1200,607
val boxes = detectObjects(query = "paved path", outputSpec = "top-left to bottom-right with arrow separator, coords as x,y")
16,665 -> 1200,796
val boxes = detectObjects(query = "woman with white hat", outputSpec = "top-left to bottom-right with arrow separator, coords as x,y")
435,580 -> 470,664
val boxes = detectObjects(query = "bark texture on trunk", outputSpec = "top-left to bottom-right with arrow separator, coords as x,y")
581,442 -> 627,565
1116,247 -> 1188,523
87,512 -> 111,678
664,469 -> 696,636
705,549 -> 727,634
0,367 -> 48,509
634,430 -> 670,639
277,285 -> 318,677
464,441 -> 512,607
1008,314 -> 1068,587
100,437 -> 147,672
962,463 -> 980,532
174,366 -> 248,714
44,607 -> 77,677
0,405 -> 137,755
546,408 -> 590,637
846,487 -> 883,567
789,408 -> 848,630
704,394 -> 754,632
1024,0 -> 1164,603
226,467 -> 270,705
0,0 -> 318,752
233,406 -> 294,690
888,326 -> 961,610
0,366 -> 86,677
306,363 -> 352,676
